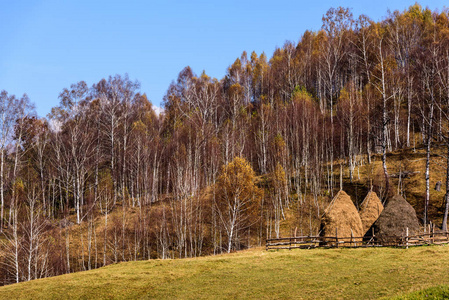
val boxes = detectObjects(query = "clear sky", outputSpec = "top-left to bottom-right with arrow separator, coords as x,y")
1,0 -> 447,117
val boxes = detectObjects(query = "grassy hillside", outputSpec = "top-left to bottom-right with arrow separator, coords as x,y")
1,245 -> 449,299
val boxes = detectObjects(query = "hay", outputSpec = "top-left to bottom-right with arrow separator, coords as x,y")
364,194 -> 420,244
320,190 -> 364,243
359,191 -> 384,235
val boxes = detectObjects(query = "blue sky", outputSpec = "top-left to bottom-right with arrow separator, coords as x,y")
1,1 -> 448,117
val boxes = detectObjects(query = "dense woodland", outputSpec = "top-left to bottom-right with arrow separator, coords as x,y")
1,3 -> 449,285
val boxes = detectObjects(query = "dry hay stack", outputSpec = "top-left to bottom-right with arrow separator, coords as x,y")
320,190 -> 363,244
365,194 -> 420,244
359,191 -> 384,235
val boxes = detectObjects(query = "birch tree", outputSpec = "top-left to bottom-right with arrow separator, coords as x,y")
215,157 -> 262,253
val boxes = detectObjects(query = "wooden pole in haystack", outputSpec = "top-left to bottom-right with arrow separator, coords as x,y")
340,164 -> 343,191
351,229 -> 354,247
406,227 -> 409,249
336,228 -> 339,248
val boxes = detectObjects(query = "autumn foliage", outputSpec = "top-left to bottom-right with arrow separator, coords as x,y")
1,3 -> 449,286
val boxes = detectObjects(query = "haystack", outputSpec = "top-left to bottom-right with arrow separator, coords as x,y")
359,191 -> 384,235
364,194 -> 420,243
320,190 -> 364,243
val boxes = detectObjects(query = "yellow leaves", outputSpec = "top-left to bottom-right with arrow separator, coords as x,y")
338,83 -> 362,107
272,134 -> 286,161
227,83 -> 244,98
229,58 -> 242,73
436,11 -> 449,29
216,157 -> 262,209
13,179 -> 25,198
218,157 -> 255,189
250,51 -> 258,63
313,30 -> 328,51
292,86 -> 314,105
405,3 -> 432,25
370,22 -> 387,41
383,56 -> 398,74
272,163 -> 287,190
274,134 -> 286,151
132,120 -> 147,134
200,71 -> 210,82
406,3 -> 424,21
99,170 -> 114,193
338,87 -> 350,104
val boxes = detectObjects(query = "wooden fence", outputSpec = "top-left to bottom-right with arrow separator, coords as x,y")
266,229 -> 449,250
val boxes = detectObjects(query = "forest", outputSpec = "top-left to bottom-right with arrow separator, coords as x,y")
1,3 -> 449,285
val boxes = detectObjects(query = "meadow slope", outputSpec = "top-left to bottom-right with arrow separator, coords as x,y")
1,246 -> 449,299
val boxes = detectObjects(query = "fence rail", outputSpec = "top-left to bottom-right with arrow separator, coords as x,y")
266,229 -> 449,250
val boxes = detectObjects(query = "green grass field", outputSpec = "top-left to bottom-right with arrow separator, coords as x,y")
392,285 -> 449,299
1,246 -> 449,299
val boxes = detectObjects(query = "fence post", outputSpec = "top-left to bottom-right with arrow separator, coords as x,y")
432,223 -> 435,244
336,228 -> 339,248
406,227 -> 409,249
351,229 -> 354,247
